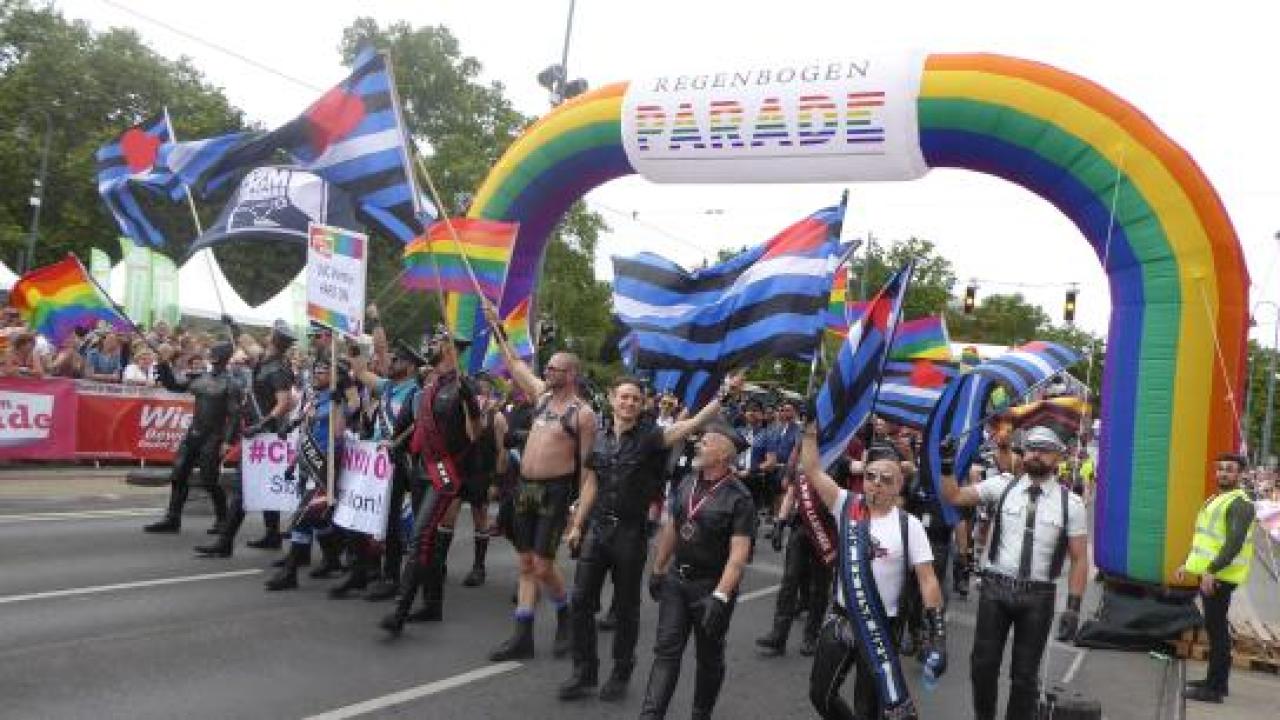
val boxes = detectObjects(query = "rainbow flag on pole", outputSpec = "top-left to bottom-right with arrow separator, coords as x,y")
402,218 -> 518,302
482,298 -> 534,373
9,254 -> 132,344
889,315 -> 952,361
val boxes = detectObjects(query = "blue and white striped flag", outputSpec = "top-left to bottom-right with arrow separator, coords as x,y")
874,359 -> 960,430
814,263 -> 913,468
94,114 -> 174,247
613,206 -> 846,379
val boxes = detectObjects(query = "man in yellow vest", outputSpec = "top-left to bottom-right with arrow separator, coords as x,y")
1174,452 -> 1256,704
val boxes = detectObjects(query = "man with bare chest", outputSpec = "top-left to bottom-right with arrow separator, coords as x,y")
485,303 -> 597,661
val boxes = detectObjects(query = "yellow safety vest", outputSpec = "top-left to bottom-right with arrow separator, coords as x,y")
1184,488 -> 1254,584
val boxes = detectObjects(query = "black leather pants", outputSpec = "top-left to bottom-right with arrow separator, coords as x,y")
774,528 -> 831,637
164,432 -> 227,523
570,519 -> 647,669
638,575 -> 735,719
380,457 -> 421,580
392,481 -> 456,619
970,581 -> 1056,720
809,612 -> 904,720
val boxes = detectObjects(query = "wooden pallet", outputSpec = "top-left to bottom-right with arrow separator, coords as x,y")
1172,621 -> 1280,674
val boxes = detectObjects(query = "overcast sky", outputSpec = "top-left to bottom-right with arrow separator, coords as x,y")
59,0 -> 1280,346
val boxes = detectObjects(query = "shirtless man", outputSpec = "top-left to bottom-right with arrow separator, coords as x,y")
485,303 -> 597,661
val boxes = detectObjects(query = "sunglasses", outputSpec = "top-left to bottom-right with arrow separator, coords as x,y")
865,470 -> 897,485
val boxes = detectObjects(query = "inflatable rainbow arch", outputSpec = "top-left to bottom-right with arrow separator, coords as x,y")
461,53 -> 1248,585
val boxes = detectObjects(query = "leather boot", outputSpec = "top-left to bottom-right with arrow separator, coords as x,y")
329,556 -> 370,598
207,485 -> 228,534
247,531 -> 283,550
272,542 -> 310,568
598,660 -> 634,702
557,661 -> 599,700
462,533 -> 489,587
143,517 -> 181,534
756,616 -> 791,657
264,543 -> 306,591
309,533 -> 344,579
193,535 -> 233,558
637,659 -> 680,719
489,615 -> 535,661
553,605 -> 572,658
406,559 -> 443,622
953,553 -> 971,598
379,563 -> 422,636
365,577 -> 399,602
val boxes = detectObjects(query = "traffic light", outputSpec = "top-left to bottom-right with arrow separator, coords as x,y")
1064,288 -> 1078,324
963,283 -> 977,314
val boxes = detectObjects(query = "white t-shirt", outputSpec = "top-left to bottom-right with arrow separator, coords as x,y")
833,489 -> 934,616
976,474 -> 1088,582
122,363 -> 155,385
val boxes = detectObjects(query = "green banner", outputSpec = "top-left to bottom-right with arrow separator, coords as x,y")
151,252 -> 180,327
120,236 -> 153,326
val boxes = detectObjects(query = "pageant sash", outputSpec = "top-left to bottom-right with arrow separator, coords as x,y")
796,474 -> 837,566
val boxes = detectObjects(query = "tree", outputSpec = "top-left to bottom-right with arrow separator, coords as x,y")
848,235 -> 957,320
0,2 -> 246,271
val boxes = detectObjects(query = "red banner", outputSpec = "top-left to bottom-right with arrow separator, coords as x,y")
74,382 -> 194,461
0,377 -> 79,460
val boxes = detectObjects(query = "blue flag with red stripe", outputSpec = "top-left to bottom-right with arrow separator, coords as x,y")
95,114 -> 175,247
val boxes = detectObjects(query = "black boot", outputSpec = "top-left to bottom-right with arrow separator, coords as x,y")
379,563 -> 422,636
308,533 -> 343,579
557,661 -> 599,700
406,560 -> 444,622
247,531 -> 283,550
329,556 -> 370,598
756,616 -> 791,657
462,533 -> 489,587
265,543 -> 306,591
272,542 -> 310,568
436,527 -> 455,582
553,605 -> 572,658
637,659 -> 680,719
193,536 -> 233,558
598,660 -> 635,702
143,517 -> 181,534
489,615 -> 535,661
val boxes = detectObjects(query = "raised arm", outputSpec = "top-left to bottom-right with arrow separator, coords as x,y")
482,301 -> 545,399
938,440 -> 982,507
800,421 -> 843,509
662,397 -> 722,448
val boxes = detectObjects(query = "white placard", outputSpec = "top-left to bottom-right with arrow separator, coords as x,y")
241,432 -> 304,512
621,55 -> 928,183
306,223 -> 368,336
333,438 -> 393,538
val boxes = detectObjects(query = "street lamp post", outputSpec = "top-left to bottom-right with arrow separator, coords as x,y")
16,109 -> 53,274
536,0 -> 588,106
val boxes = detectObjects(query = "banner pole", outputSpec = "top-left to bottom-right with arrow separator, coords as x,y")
328,330 -> 338,502
162,107 -> 227,320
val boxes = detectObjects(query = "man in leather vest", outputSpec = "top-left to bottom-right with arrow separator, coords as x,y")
144,341 -> 241,534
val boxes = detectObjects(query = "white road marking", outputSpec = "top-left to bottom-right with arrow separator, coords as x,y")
1061,647 -> 1088,684
0,569 -> 261,605
739,584 -> 781,603
301,662 -> 523,720
0,508 -> 159,524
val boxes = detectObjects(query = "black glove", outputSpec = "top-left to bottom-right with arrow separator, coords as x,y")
648,572 -> 666,602
700,593 -> 731,639
771,519 -> 785,553
923,607 -> 948,677
939,437 -> 957,476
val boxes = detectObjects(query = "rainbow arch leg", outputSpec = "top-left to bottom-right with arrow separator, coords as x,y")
462,55 -> 1247,585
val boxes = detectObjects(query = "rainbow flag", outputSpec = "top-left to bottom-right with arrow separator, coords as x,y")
402,218 -> 518,302
482,298 -> 533,373
9,254 -> 132,344
825,266 -> 850,334
889,315 -> 952,361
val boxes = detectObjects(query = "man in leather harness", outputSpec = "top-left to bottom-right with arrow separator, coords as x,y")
558,376 -> 723,702
380,327 -> 481,634
195,321 -> 296,556
1176,452 -> 1257,704
639,419 -> 755,720
144,340 -> 241,535
484,302 -> 597,662
940,425 -> 1089,720
441,372 -> 509,589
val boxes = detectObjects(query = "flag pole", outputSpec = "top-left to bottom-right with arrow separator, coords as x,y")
162,107 -> 228,320
412,153 -> 488,300
860,262 -> 915,426
328,330 -> 338,503
70,253 -> 157,352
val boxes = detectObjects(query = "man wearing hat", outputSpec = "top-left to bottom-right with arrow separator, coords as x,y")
331,339 -> 426,598
380,327 -> 482,633
143,340 -> 241,535
638,418 -> 756,720
940,425 -> 1089,720
196,320 -> 297,555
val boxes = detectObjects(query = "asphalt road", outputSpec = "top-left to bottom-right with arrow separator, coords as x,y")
0,478 -> 1273,720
